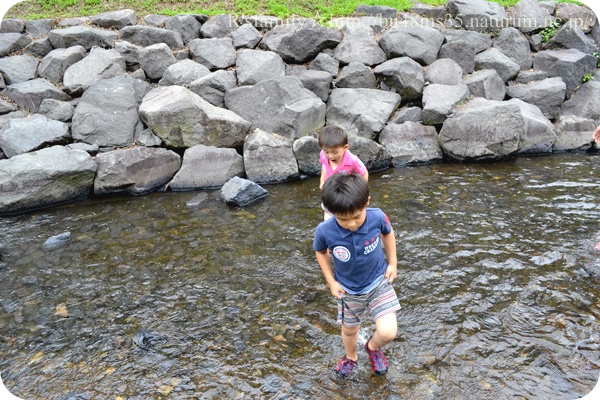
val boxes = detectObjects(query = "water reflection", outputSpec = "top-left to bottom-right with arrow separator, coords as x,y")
1,153 -> 599,399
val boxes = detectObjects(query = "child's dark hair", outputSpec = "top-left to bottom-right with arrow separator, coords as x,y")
318,125 -> 348,149
321,173 -> 369,215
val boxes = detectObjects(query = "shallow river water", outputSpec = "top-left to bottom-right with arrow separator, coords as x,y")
1,152 -> 600,400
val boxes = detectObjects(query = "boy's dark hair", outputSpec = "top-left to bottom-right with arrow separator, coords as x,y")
322,173 -> 369,215
318,125 -> 348,149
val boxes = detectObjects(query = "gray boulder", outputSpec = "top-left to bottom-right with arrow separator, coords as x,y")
224,77 -> 325,140
188,37 -> 236,70
220,176 -> 268,207
138,43 -> 177,80
114,40 -> 142,68
261,18 -> 342,63
238,15 -> 282,31
439,98 -> 524,161
42,232 -> 71,251
72,74 -> 151,147
38,45 -> 87,84
334,25 -> 386,66
0,114 -> 70,158
25,19 -> 54,38
38,99 -> 75,122
167,144 -> 244,190
441,27 -> 493,53
348,136 -> 392,172
506,77 -> 566,119
119,25 -> 184,48
243,128 -> 299,184
139,85 -> 251,148
544,22 -> 598,54
158,59 -> 211,86
390,106 -> 423,124
23,37 -> 53,58
0,98 -> 16,115
422,83 -> 470,125
292,135 -> 320,176
309,52 -> 339,77
464,69 -> 506,100
63,47 -> 127,96
438,40 -> 476,74
355,4 -> 397,19
515,70 -> 548,84
236,49 -> 285,85
506,0 -> 553,33
4,78 -> 72,113
559,80 -> 600,122
336,62 -> 376,89
506,98 -> 556,154
493,27 -> 532,70
374,57 -> 424,101
141,14 -> 169,28
287,68 -> 332,101
379,21 -> 445,65
446,0 -> 509,32
90,9 -> 137,29
0,33 -> 31,57
474,48 -> 521,83
555,2 -> 597,32
0,145 -> 97,215
201,14 -> 238,38
94,146 -> 181,195
48,26 -> 118,50
424,58 -> 463,85
533,49 -> 598,95
189,70 -> 237,107
135,128 -> 162,147
231,23 -> 262,49
326,88 -> 400,139
379,121 -> 443,166
165,14 -> 202,44
0,55 -> 39,85
553,115 -> 596,152
1,19 -> 24,33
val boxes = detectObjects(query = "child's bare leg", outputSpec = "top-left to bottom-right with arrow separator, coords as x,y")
341,323 -> 360,360
367,313 -> 397,350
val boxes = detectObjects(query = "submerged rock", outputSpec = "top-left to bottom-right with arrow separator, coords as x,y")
42,231 -> 71,251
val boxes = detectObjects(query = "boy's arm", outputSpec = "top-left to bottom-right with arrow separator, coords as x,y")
362,169 -> 369,182
315,250 -> 345,298
381,227 -> 398,283
319,165 -> 326,190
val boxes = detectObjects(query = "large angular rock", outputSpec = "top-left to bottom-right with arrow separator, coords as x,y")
138,43 -> 177,80
336,62 -> 377,89
48,26 -> 118,50
424,58 -> 463,85
379,121 -> 443,166
0,146 -> 97,215
559,80 -> 600,122
167,144 -> 244,190
506,98 -> 556,154
493,27 -> 532,70
506,0 -> 553,33
90,9 -> 137,29
506,77 -> 566,119
374,57 -> 424,101
309,52 -> 339,77
442,28 -> 493,53
139,85 -> 251,148
439,98 -> 524,161
553,114 -> 596,152
224,77 -> 325,140
533,49 -> 598,95
356,4 -> 397,19
464,69 -> 506,101
261,18 -> 342,63
236,49 -> 285,85
188,37 -> 236,70
23,37 -> 53,58
38,46 -> 87,84
326,88 -> 400,139
0,114 -> 70,158
72,74 -> 151,147
446,0 -> 509,32
0,33 -> 31,56
239,15 -> 282,31
287,68 -> 332,101
555,2 -> 597,32
243,128 -> 299,184
63,47 -> 127,96
231,23 -> 262,49
200,14 -> 238,38
119,25 -> 184,48
475,48 -> 520,82
348,136 -> 392,172
93,146 -> 181,195
1,19 -> 24,34
4,78 -> 72,113
438,40 -> 476,74
334,25 -> 386,66
379,21 -> 444,65
220,176 -> 268,207
544,22 -> 598,54
292,135 -> 320,176
165,14 -> 202,44
38,99 -> 75,122
422,84 -> 470,125
0,55 -> 39,85
25,19 -> 54,38
189,70 -> 237,107
114,40 -> 141,68
158,59 -> 211,86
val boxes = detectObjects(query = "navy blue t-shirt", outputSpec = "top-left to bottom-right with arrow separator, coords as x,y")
313,208 -> 393,294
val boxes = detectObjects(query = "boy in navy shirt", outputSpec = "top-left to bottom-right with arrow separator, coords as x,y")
313,173 -> 400,378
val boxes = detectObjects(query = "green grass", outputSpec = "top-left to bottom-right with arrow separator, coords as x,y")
4,0 -> 587,22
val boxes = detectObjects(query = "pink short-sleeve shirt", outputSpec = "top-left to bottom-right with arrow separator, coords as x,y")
320,149 -> 367,182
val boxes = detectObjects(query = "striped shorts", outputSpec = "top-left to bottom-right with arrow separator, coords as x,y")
336,278 -> 401,327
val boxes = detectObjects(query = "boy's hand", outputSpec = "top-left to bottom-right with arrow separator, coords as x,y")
329,281 -> 345,299
385,264 -> 397,283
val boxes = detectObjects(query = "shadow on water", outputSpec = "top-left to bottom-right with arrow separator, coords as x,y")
0,153 -> 599,399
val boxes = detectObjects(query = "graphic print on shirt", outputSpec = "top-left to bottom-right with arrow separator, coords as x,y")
364,237 -> 380,255
333,246 -> 351,262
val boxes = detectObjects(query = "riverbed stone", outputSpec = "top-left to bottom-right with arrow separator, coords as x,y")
48,26 -> 118,50
446,0 -> 509,32
0,55 -> 39,85
0,114 -> 70,158
379,121 -> 443,166
326,88 -> 400,139
333,25 -> 386,67
188,70 -> 237,107
373,57 -> 424,101
464,69 -> 506,101
224,77 -> 325,140
63,47 -> 127,96
138,43 -> 177,80
0,145 -> 97,215
506,77 -> 566,120
507,98 -> 556,154
243,128 -> 299,184
379,21 -> 444,65
38,46 -> 87,84
552,114 -> 596,152
42,232 -> 71,251
533,49 -> 598,96
422,83 -> 470,125
236,49 -> 285,85
220,176 -> 268,206
90,9 -> 137,30
336,61 -> 376,89
292,134 -> 320,176
158,59 -> 211,86
167,144 -> 244,190
474,48 -> 521,82
0,33 -> 31,57
71,74 -> 151,147
348,136 -> 392,172
188,37 -> 236,70
94,146 -> 181,195
4,78 -> 72,113
139,85 -> 251,148
119,25 -> 184,48
559,80 -> 600,122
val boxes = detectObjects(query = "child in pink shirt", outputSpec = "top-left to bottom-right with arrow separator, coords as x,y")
318,125 -> 369,220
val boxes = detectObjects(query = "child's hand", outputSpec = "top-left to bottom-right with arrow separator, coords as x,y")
329,281 -> 345,299
385,264 -> 397,283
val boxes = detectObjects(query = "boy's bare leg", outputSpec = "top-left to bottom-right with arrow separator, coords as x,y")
367,313 -> 397,350
341,324 -> 360,360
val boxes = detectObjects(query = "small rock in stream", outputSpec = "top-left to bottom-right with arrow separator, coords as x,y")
42,231 -> 71,251
133,328 -> 166,351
